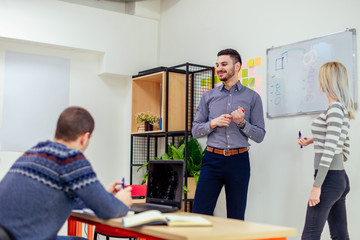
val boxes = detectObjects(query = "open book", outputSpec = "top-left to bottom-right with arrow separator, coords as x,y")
122,210 -> 212,227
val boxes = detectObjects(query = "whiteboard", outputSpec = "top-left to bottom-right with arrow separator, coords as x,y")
266,29 -> 357,118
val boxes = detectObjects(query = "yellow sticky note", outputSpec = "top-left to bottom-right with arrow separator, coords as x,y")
248,59 -> 255,67
242,69 -> 248,78
242,78 -> 249,86
255,57 -> 261,66
248,78 -> 255,86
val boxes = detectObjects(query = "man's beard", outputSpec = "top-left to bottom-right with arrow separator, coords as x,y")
219,67 -> 235,82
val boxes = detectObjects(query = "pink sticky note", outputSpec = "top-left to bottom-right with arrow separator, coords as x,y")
255,86 -> 262,95
249,67 -> 255,77
255,76 -> 262,85
242,60 -> 248,68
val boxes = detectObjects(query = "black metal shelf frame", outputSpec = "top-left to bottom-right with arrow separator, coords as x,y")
130,63 -> 215,212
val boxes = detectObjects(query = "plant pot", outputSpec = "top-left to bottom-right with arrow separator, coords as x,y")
144,122 -> 153,131
183,177 -> 196,199
187,177 -> 197,199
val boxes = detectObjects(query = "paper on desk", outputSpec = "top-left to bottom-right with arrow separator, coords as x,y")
72,208 -> 95,216
165,214 -> 212,227
72,208 -> 134,217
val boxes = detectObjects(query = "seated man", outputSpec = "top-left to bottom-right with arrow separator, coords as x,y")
0,106 -> 132,240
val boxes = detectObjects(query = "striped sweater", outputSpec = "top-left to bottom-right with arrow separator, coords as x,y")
0,140 -> 128,240
312,101 -> 350,187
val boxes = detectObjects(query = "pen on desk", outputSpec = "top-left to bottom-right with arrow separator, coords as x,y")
299,131 -> 303,149
122,177 -> 125,189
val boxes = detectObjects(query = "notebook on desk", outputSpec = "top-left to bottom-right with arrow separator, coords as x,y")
130,160 -> 184,213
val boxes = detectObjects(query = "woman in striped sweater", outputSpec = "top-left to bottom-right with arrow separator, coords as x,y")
298,62 -> 355,240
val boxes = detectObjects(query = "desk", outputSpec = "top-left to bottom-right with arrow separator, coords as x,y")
68,211 -> 296,240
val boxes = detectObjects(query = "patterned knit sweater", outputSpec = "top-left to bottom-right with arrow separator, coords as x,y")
0,141 -> 129,240
312,102 -> 350,187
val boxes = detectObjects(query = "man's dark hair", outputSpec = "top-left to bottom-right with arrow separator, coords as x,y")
55,106 -> 95,141
217,48 -> 242,67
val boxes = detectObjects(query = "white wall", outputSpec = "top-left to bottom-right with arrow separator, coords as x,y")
0,0 -> 159,237
0,37 -> 133,237
1,0 -> 359,239
159,0 -> 360,239
0,37 -> 132,189
0,0 -> 159,182
0,0 -> 159,76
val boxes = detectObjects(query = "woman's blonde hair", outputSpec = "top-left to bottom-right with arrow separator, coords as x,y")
318,62 -> 355,119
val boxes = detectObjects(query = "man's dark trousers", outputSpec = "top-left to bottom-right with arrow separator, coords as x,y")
192,150 -> 250,220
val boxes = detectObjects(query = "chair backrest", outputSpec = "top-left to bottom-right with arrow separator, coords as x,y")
128,185 -> 147,198
0,225 -> 16,240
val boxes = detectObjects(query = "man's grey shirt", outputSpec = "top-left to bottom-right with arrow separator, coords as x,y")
192,81 -> 266,149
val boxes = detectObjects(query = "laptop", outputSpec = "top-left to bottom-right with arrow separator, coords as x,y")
130,160 -> 184,213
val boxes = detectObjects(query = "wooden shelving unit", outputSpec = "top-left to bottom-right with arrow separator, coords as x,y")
130,63 -> 215,212
131,71 -> 165,134
131,71 -> 191,134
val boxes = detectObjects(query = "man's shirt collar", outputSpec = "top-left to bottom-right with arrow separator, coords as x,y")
220,80 -> 243,92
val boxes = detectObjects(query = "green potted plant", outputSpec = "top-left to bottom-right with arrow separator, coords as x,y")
178,136 -> 205,198
135,111 -> 159,131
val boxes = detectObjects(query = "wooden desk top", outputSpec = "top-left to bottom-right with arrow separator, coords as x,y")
70,211 -> 296,240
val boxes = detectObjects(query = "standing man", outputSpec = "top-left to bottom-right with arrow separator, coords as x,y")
0,106 -> 132,240
192,48 -> 265,220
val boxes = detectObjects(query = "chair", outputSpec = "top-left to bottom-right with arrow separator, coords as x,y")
0,225 -> 16,240
94,185 -> 147,240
